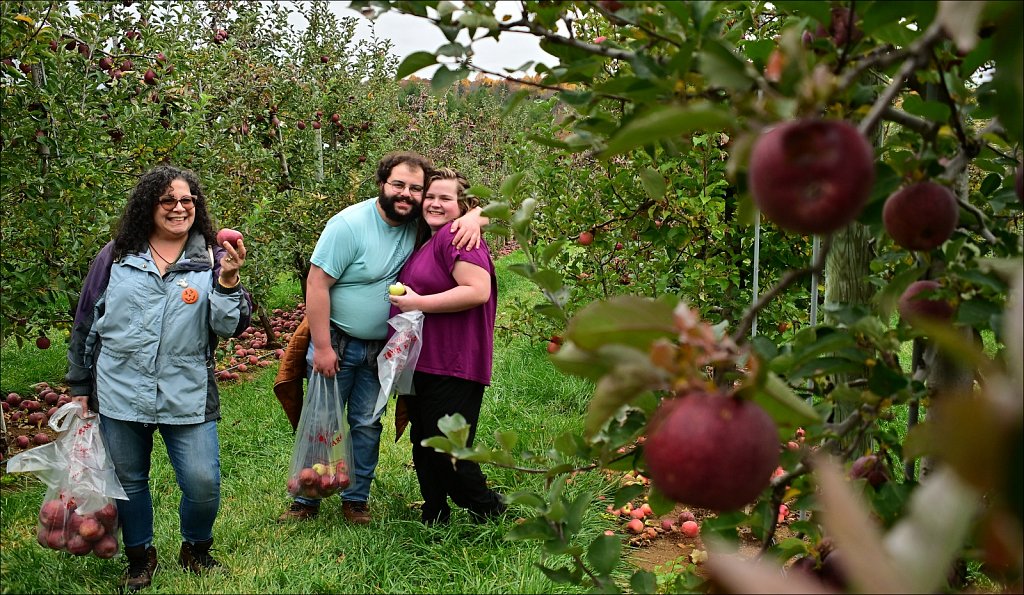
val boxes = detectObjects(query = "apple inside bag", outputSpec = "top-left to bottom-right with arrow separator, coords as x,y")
6,402 -> 128,558
286,373 -> 355,499
373,310 -> 424,419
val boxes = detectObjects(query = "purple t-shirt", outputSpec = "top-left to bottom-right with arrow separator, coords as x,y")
391,223 -> 497,385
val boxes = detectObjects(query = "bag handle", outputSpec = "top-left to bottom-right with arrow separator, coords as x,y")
48,402 -> 85,433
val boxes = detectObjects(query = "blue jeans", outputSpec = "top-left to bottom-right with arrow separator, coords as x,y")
297,335 -> 382,505
99,415 -> 220,549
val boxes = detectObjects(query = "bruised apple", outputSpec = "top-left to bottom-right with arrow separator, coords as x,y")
644,391 -> 780,511
748,119 -> 875,235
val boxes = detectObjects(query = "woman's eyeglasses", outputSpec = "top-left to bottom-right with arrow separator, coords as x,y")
157,195 -> 197,210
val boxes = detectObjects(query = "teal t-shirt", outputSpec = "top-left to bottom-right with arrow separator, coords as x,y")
310,197 -> 416,339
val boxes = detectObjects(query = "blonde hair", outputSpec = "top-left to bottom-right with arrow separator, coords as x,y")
426,167 -> 477,216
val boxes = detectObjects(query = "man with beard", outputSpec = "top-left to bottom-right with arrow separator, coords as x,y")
279,151 -> 486,524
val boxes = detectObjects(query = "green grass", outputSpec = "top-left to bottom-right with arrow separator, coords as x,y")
1,254 -> 615,594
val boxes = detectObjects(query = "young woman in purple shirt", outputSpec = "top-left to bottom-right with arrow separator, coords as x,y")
387,168 -> 505,525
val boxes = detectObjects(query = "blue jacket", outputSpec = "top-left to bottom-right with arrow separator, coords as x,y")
66,231 -> 251,424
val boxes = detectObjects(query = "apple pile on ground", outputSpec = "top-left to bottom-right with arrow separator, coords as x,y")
213,302 -> 305,382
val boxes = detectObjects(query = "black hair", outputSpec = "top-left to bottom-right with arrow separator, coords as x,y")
111,165 -> 217,260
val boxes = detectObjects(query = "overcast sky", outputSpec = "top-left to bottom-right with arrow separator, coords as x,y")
302,1 -> 560,78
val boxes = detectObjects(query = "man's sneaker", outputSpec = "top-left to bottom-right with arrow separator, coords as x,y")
122,545 -> 158,592
342,501 -> 371,525
179,538 -> 221,574
277,501 -> 319,522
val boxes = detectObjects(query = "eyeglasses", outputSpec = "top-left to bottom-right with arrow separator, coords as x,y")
157,195 -> 197,210
385,180 -> 424,195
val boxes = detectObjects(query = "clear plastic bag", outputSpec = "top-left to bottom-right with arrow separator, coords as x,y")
286,373 -> 355,499
374,310 -> 424,418
6,402 -> 127,557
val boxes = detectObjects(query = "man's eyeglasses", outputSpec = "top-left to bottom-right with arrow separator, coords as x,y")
385,180 -> 424,195
157,195 -> 197,210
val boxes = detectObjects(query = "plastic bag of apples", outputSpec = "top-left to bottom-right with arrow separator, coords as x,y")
286,373 -> 354,499
6,402 -> 127,557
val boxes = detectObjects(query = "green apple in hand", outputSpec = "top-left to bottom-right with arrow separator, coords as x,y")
388,282 -> 406,296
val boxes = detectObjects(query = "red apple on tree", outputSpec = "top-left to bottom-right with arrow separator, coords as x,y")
644,391 -> 780,511
748,119 -> 875,235
578,231 -> 594,246
898,280 -> 955,324
883,181 -> 959,251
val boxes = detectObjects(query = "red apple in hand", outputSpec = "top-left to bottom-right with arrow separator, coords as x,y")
216,228 -> 243,249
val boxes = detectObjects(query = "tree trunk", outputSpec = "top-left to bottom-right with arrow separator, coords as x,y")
824,221 -> 875,452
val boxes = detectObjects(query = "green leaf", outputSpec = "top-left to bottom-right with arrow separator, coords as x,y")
646,483 -> 676,516
699,39 -> 754,91
480,200 -> 510,219
395,51 -> 437,80
901,95 -> 951,123
436,42 -> 466,58
613,484 -> 645,509
980,173 -> 1002,197
601,104 -> 733,158
587,534 -> 622,576
566,295 -> 677,350
567,490 -> 593,533
752,372 -> 821,428
421,436 -> 456,453
504,490 -> 546,508
536,563 -> 575,584
508,517 -> 558,541
495,430 -> 518,451
550,342 -> 616,380
772,1 -> 832,23
540,240 -> 567,265
639,167 -> 666,200
587,360 -> 664,437
499,171 -> 527,198
630,570 -> 658,594
431,66 -> 469,93
437,413 -> 470,447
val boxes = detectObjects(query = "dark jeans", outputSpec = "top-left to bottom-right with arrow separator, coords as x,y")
407,372 -> 504,523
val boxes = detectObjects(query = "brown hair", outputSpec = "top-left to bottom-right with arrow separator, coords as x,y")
414,168 -> 478,247
375,151 -> 433,185
426,167 -> 476,216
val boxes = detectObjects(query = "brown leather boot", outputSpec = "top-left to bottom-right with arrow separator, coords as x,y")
277,501 -> 319,522
178,538 -> 221,573
342,500 -> 371,525
122,545 -> 158,592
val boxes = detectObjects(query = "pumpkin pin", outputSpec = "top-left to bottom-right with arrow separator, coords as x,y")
181,287 -> 199,304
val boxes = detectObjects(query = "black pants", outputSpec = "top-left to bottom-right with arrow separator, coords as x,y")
407,372 -> 504,523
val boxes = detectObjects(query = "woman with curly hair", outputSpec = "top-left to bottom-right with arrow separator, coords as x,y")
67,165 -> 252,591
